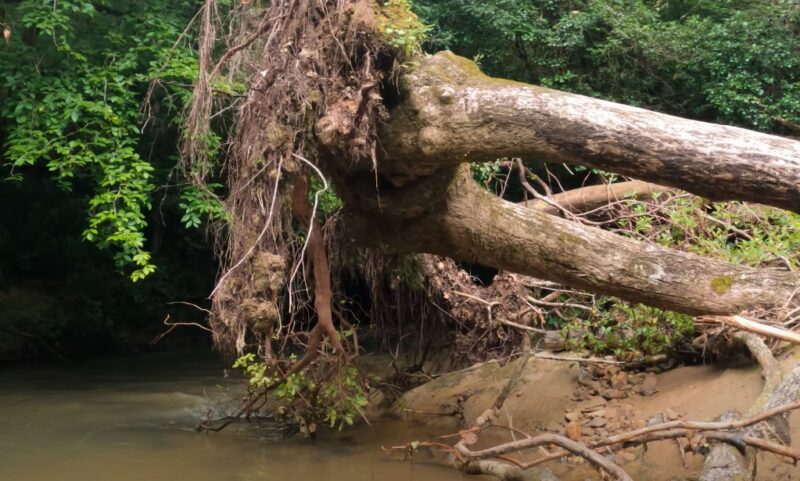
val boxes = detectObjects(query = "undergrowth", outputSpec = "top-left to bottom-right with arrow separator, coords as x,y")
554,190 -> 799,358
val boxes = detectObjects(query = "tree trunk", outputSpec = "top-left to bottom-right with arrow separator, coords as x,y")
377,52 -> 800,214
344,165 -> 799,315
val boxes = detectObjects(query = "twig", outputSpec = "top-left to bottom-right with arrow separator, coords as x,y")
455,433 -> 633,481
704,315 -> 800,345
532,351 -> 624,365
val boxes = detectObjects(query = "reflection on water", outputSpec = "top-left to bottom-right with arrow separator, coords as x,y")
0,352 -> 471,481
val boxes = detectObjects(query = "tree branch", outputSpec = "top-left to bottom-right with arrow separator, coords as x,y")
379,52 -> 800,213
346,166 -> 800,316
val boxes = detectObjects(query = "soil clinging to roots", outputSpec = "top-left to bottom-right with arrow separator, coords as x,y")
183,0 -> 412,356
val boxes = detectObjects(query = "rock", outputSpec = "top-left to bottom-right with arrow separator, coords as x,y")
611,372 -> 629,389
628,373 -> 645,384
604,407 -> 619,420
587,409 -> 606,418
565,421 -> 582,440
633,419 -> 647,429
600,389 -> 627,400
565,411 -> 580,422
613,448 -> 639,465
642,373 -> 658,389
639,386 -> 657,396
664,408 -> 680,421
578,396 -> 607,410
586,380 -> 602,393
587,417 -> 607,428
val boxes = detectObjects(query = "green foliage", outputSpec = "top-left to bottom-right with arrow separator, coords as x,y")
415,0 -> 800,130
308,176 -> 343,218
563,301 -> 694,357
621,196 -> 800,270
232,352 -> 369,431
1,0 -> 202,280
320,366 -> 369,429
377,0 -> 429,59
0,173 -> 218,358
470,160 -> 503,188
179,184 -> 228,229
393,255 -> 424,290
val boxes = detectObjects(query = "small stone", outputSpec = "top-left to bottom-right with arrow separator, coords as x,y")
604,407 -> 619,420
578,396 -> 607,411
639,386 -> 657,396
565,421 -> 582,440
587,417 -> 607,428
664,408 -> 680,421
628,373 -> 645,384
642,373 -> 658,390
600,389 -> 627,400
622,451 -> 637,462
587,409 -> 606,418
633,419 -> 647,429
565,411 -> 580,422
611,372 -> 629,389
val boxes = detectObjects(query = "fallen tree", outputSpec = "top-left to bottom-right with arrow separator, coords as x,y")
183,0 -> 800,463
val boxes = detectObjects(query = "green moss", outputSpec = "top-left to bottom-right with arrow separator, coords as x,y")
376,0 -> 428,59
710,275 -> 733,294
394,255 -> 425,290
420,51 -> 538,89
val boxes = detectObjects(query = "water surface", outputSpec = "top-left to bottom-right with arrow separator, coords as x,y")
0,352 -> 470,481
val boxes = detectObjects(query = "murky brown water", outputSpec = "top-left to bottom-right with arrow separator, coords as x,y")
0,352 -> 472,481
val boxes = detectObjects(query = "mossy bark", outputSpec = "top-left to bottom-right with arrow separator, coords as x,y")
378,52 -> 800,214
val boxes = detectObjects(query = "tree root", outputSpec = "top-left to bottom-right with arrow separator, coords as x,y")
699,332 -> 799,480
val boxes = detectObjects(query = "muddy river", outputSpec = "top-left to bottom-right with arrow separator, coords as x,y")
0,352 -> 473,481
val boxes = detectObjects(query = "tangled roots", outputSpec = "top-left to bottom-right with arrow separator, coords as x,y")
182,0 -> 413,357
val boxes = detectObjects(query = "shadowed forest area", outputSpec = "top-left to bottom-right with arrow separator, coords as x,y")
1,1 -> 800,481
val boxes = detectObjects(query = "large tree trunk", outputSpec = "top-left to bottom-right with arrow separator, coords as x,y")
377,52 -> 800,214
343,165 -> 800,316
318,50 -> 800,318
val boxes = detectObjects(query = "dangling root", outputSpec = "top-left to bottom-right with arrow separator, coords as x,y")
287,175 -> 346,374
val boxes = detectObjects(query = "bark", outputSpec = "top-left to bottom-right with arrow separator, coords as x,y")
288,177 -> 345,374
524,180 -> 674,215
461,460 -> 560,481
378,52 -> 800,214
344,165 -> 800,316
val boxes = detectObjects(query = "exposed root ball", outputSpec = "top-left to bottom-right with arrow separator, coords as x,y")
182,0 -> 420,354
